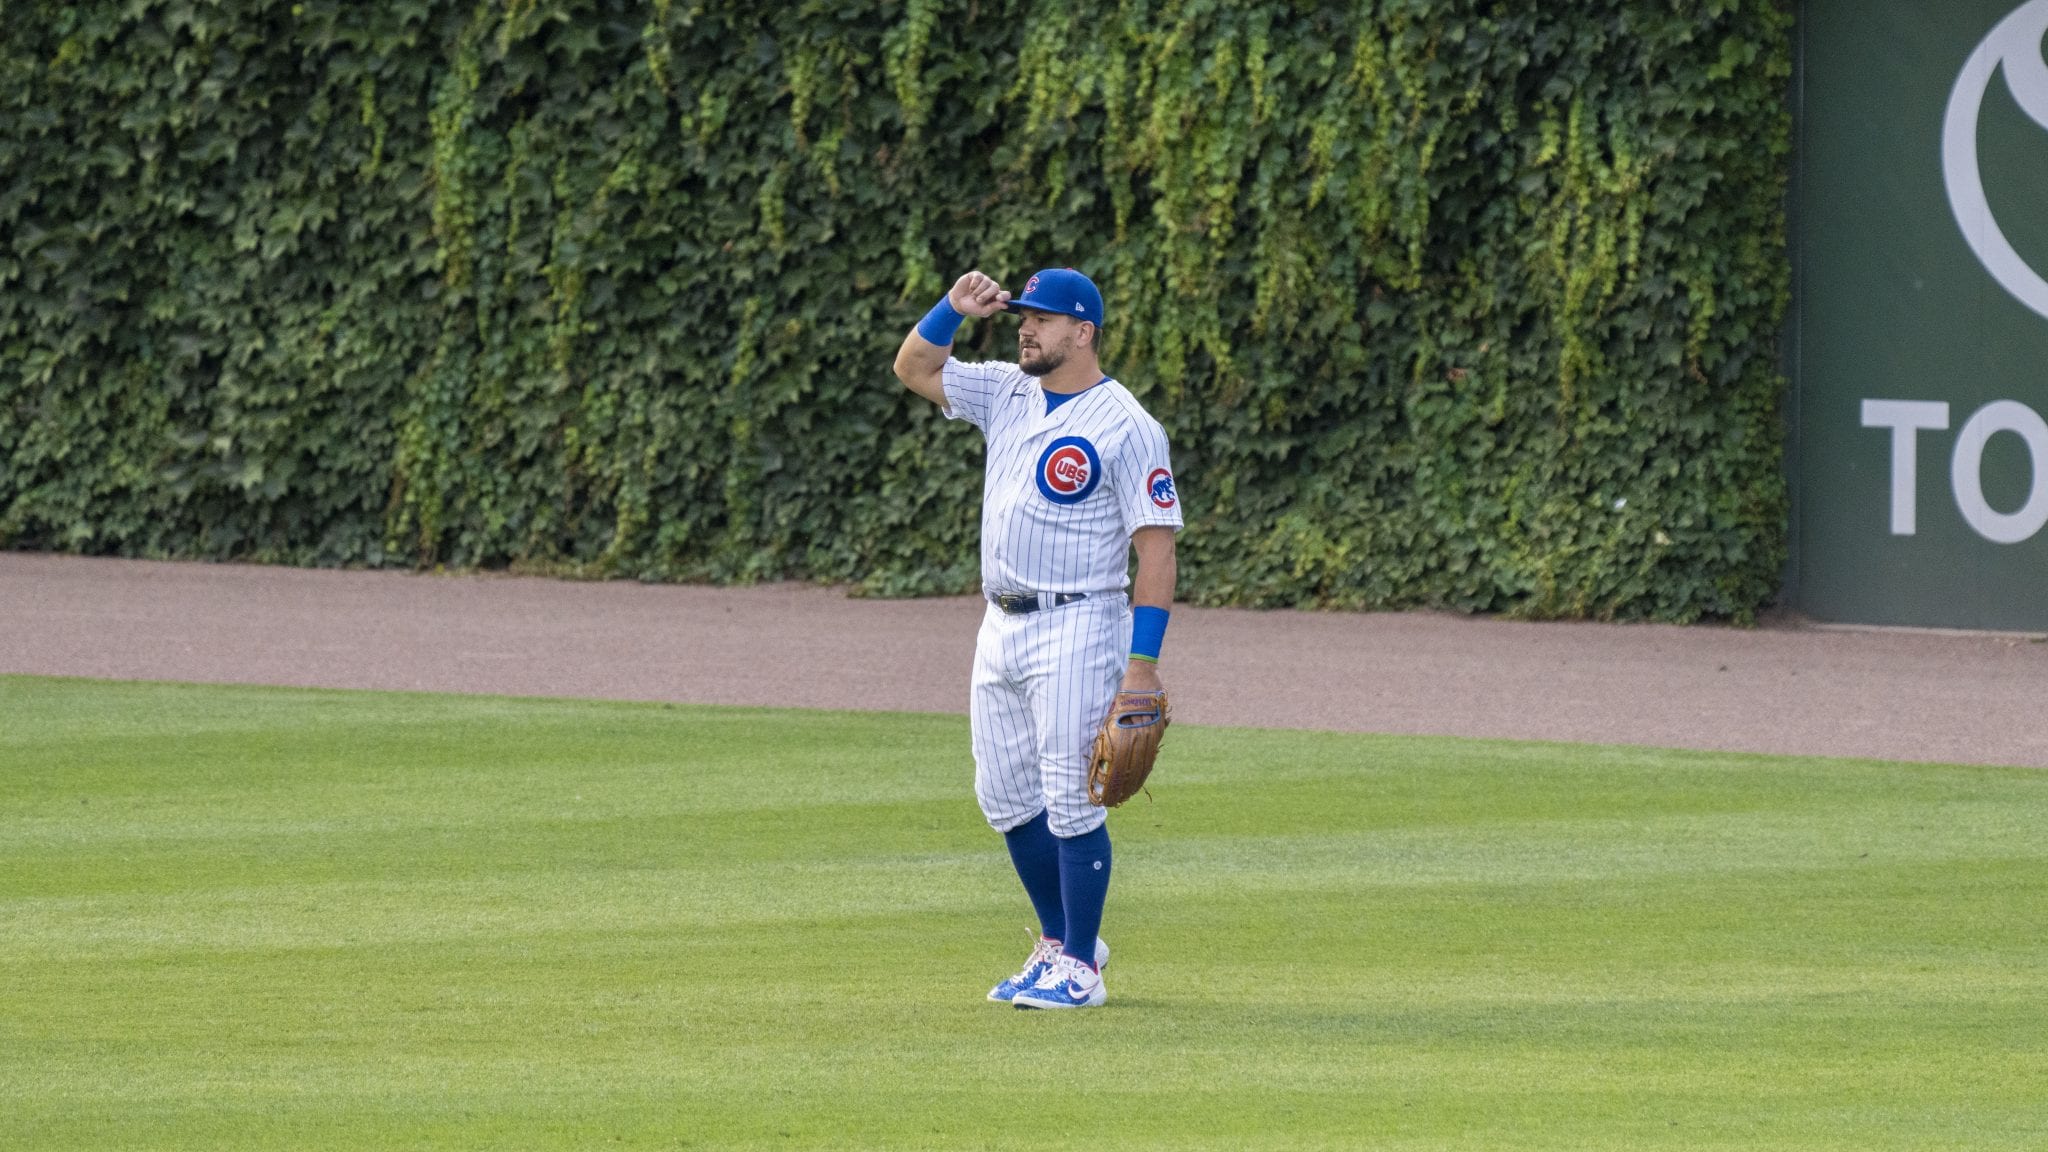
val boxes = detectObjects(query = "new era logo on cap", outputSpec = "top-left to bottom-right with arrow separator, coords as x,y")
1006,267 -> 1105,327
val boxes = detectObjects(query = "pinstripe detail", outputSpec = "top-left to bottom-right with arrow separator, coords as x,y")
970,595 -> 1129,836
940,365 -> 1184,597
942,361 -> 1181,834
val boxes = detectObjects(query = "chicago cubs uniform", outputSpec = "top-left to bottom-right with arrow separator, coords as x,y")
940,363 -> 1182,839
894,266 -> 1181,1010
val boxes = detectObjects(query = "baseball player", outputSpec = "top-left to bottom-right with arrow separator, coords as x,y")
893,267 -> 1183,1010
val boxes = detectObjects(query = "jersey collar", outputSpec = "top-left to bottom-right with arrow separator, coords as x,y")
1031,375 -> 1113,434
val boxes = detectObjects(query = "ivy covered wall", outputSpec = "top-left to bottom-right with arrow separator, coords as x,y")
0,0 -> 1792,620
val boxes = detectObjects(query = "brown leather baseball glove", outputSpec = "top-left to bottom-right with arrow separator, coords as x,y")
1087,689 -> 1171,807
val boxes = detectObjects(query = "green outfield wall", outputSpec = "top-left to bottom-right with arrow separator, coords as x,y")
0,1 -> 1794,621
1794,0 -> 2048,629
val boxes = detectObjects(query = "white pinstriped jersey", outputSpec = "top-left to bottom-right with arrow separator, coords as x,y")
942,358 -> 1183,595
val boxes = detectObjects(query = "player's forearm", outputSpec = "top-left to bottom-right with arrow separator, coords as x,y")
1126,530 -> 1175,685
1130,548 -> 1175,611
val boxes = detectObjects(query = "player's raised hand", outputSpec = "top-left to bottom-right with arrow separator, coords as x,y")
948,271 -> 1012,318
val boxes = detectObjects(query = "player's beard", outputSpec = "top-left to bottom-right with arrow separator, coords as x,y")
1019,345 -> 1067,376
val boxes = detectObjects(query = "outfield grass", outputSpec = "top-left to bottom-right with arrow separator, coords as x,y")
1,674 -> 2044,1150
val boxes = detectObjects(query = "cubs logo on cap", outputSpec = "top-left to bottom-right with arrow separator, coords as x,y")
1036,436 -> 1102,505
1147,468 -> 1177,509
1007,268 -> 1105,327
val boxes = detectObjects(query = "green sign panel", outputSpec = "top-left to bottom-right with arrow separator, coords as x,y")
1797,0 -> 2048,629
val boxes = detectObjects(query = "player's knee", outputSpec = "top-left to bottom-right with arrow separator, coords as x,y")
978,794 -> 1041,835
1044,802 -> 1106,839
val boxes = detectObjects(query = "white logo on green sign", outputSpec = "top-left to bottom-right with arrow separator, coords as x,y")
1875,1 -> 2048,547
1943,0 -> 2048,321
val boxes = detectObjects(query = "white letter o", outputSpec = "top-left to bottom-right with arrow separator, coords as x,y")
1951,400 -> 2048,544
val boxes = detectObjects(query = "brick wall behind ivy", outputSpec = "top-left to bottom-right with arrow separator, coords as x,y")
0,0 -> 1792,621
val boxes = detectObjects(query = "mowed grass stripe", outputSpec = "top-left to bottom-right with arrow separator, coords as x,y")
1,674 -> 2043,1151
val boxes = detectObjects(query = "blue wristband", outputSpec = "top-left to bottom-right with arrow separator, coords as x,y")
916,297 -> 964,346
1131,606 -> 1169,662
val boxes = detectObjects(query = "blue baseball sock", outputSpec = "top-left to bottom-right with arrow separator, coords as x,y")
1003,811 -> 1065,944
1056,823 -> 1112,970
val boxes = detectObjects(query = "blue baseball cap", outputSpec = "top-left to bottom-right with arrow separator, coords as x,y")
1006,268 -> 1104,327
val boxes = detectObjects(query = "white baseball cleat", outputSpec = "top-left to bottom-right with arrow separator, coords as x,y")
1011,952 -> 1107,1010
988,935 -> 1109,1003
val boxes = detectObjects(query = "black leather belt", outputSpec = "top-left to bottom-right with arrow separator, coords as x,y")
992,591 -> 1090,615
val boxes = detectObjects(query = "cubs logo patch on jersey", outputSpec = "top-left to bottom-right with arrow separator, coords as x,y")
1036,436 -> 1102,505
1147,468 -> 1177,510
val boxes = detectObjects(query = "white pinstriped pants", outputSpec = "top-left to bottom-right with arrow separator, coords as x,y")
970,592 -> 1129,838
